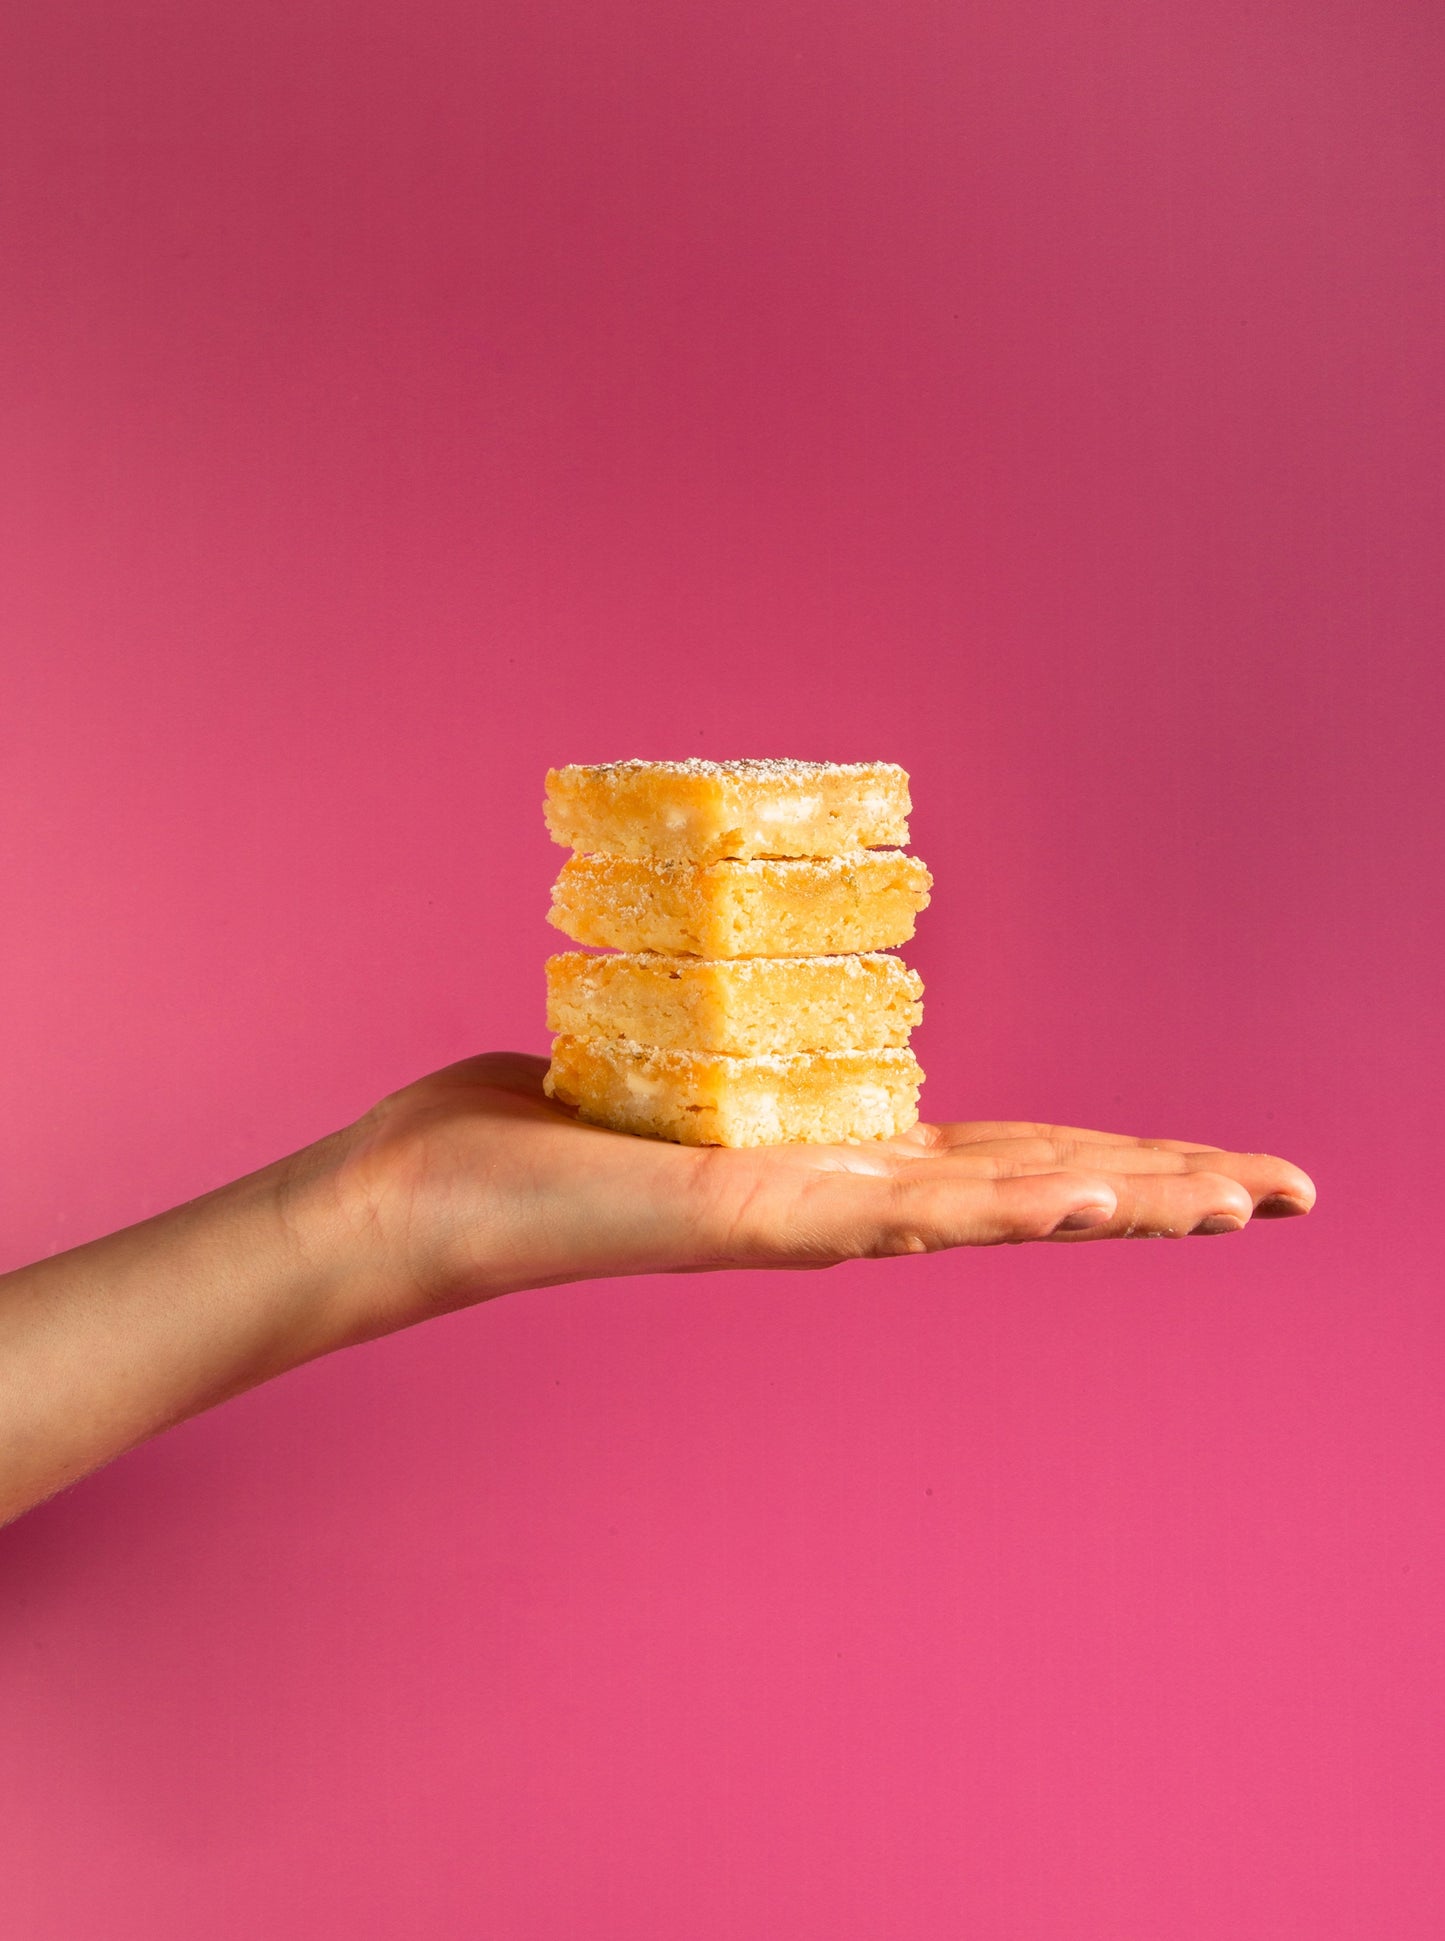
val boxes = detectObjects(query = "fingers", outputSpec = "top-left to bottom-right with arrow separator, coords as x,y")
761,1168 -> 1120,1263
845,1158 -> 1302,1256
728,1142 -> 1315,1268
1045,1166 -> 1255,1240
687,1113 -> 1315,1271
1014,1141 -> 1312,1205
912,1125 -> 1316,1216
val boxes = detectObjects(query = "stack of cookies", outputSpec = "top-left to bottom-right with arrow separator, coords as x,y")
542,759 -> 931,1147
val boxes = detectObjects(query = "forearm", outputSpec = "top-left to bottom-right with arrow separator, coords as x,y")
0,1130 -> 381,1524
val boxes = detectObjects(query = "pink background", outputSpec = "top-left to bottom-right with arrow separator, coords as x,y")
1,1 -> 1441,1934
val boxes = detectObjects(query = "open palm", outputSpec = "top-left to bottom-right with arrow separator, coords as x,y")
340,1055 -> 1316,1309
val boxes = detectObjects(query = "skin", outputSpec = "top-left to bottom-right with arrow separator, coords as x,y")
0,1053 -> 1315,1525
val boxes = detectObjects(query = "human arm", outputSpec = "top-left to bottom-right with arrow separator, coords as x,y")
0,1053 -> 1315,1524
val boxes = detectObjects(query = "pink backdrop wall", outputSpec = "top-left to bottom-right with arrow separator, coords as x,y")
1,1 -> 1441,1934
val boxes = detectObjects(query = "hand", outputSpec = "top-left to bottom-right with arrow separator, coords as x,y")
0,1052 -> 1317,1523
329,1054 -> 1318,1318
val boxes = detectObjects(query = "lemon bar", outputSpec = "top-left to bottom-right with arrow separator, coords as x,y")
547,852 -> 931,957
545,758 -> 911,862
544,1035 -> 924,1146
546,950 -> 922,1054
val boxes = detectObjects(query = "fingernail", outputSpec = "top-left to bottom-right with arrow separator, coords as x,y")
1192,1214 -> 1246,1236
1054,1205 -> 1114,1232
1255,1194 -> 1311,1218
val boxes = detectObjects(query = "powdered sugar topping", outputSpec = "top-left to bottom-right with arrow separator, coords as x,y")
557,758 -> 906,781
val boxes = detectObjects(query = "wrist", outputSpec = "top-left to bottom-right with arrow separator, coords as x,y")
265,1121 -> 413,1356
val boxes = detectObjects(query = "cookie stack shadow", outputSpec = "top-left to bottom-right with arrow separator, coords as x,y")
542,759 -> 931,1147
